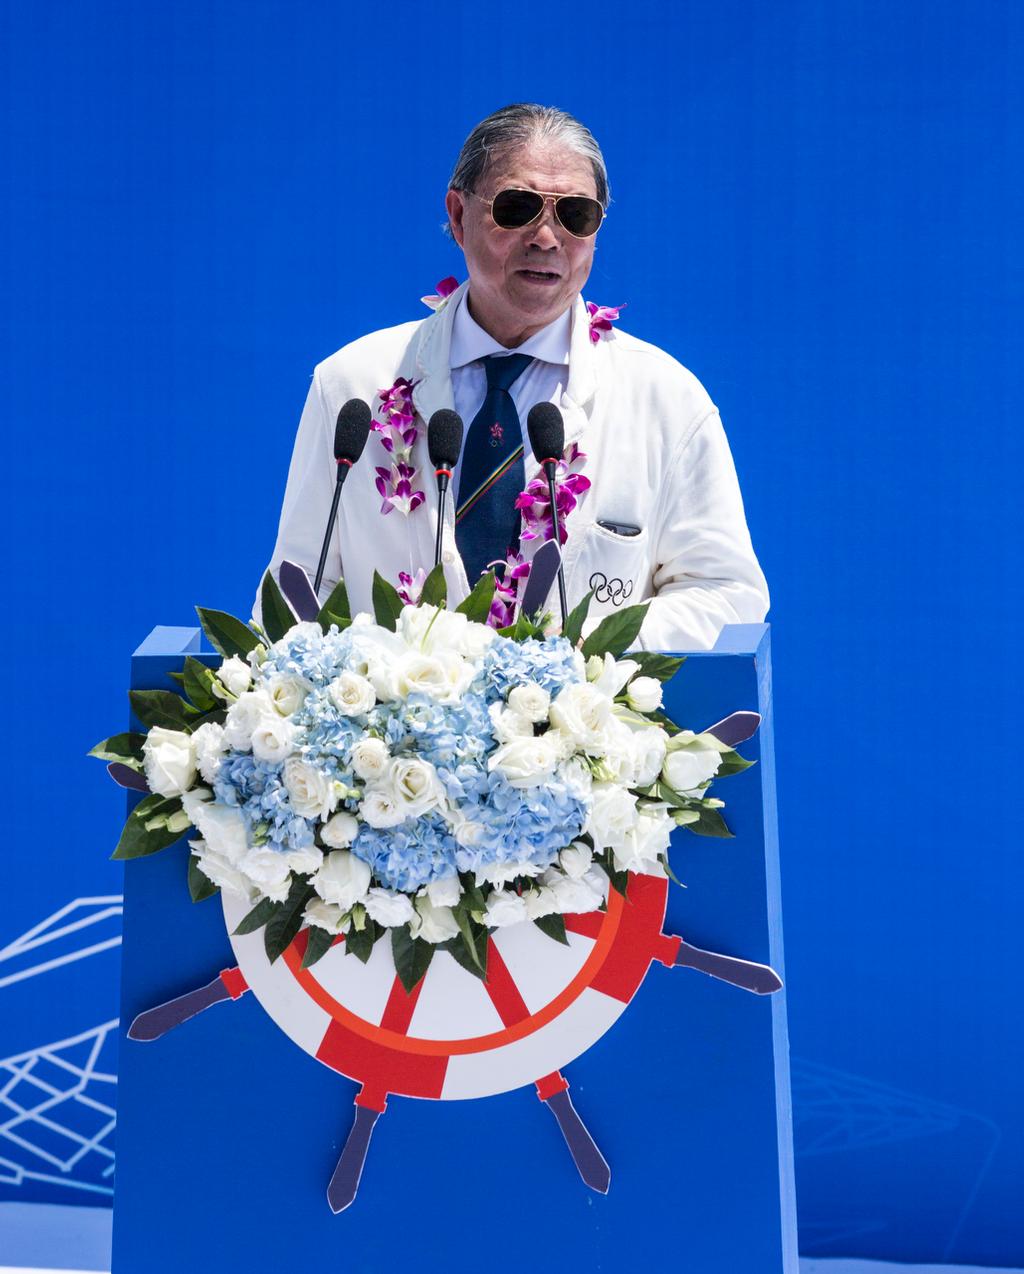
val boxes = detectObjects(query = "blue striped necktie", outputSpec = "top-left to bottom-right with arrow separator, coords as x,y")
455,353 -> 533,582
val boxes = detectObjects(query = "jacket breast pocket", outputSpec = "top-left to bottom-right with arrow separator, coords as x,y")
568,522 -> 651,619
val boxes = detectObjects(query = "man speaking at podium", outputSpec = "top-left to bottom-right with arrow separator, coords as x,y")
263,103 -> 769,650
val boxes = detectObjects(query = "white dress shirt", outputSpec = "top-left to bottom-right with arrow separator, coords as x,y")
449,292 -> 570,500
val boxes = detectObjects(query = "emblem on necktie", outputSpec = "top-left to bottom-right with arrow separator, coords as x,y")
490,422 -> 504,447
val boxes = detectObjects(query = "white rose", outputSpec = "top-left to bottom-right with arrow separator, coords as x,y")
364,887 -> 416,927
523,885 -> 560,919
541,866 -> 604,914
426,875 -> 462,908
598,719 -> 642,787
238,848 -> 293,902
559,841 -> 593,880
313,850 -> 371,911
586,653 -> 640,699
484,888 -> 529,928
223,690 -> 275,751
662,741 -> 722,795
410,894 -> 460,944
328,671 -> 376,716
488,702 -> 535,744
585,783 -> 639,851
283,756 -> 337,820
190,721 -> 227,785
549,682 -> 613,753
450,814 -> 486,849
389,757 -> 442,817
394,650 -> 474,704
632,727 -> 668,787
142,726 -> 196,797
477,859 -> 543,886
250,714 -> 298,764
612,805 -> 673,875
303,898 -> 350,935
215,655 -> 252,699
488,734 -> 561,788
508,681 -> 550,723
626,675 -> 663,714
350,737 -> 390,781
321,811 -> 359,848
457,618 -> 497,661
188,800 -> 249,864
360,786 -> 406,828
281,844 -> 323,876
398,604 -> 468,653
558,754 -> 594,801
189,839 -> 257,902
266,674 -> 312,717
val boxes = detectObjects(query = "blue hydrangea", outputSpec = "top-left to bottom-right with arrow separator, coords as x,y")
453,772 -> 587,876
351,815 -> 458,892
213,751 -> 315,852
481,635 -> 583,701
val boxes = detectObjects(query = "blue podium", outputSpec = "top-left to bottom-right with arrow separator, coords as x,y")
112,622 -> 797,1273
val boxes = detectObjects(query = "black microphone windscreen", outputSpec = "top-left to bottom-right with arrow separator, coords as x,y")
334,399 -> 373,464
428,409 -> 464,469
527,401 -> 565,463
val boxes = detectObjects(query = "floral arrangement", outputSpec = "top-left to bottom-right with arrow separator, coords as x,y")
94,578 -> 749,994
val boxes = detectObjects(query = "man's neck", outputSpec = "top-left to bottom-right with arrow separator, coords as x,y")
466,288 -> 564,349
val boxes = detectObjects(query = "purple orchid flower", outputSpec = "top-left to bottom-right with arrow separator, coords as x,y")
397,568 -> 428,605
372,378 -> 425,517
421,276 -> 461,311
586,301 -> 626,344
516,443 -> 592,545
486,551 -> 531,628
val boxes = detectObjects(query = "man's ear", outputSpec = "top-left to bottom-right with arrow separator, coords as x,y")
445,189 -> 466,247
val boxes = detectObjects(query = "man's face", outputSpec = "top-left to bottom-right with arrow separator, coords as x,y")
445,141 -> 601,347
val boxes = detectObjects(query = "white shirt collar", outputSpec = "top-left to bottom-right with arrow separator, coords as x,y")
449,288 -> 572,370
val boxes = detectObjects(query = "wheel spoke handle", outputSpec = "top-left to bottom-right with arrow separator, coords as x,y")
674,939 -> 783,995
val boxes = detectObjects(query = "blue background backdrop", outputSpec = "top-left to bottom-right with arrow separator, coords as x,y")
1,0 -> 1021,1266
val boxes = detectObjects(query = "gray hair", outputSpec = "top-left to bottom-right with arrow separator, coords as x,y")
448,102 -> 610,209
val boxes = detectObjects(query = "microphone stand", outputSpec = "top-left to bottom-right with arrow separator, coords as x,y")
433,467 -> 452,568
314,460 -> 352,595
542,460 -> 569,626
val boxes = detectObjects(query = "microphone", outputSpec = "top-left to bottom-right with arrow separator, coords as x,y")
427,409 -> 464,569
526,402 -> 569,624
314,399 -> 372,594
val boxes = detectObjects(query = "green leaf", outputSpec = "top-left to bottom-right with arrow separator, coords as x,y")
686,807 -> 734,838
455,572 -> 496,623
608,867 -> 630,898
345,922 -> 377,964
88,732 -> 147,768
371,571 -> 404,632
630,652 -> 686,683
233,896 -> 280,936
181,656 -> 218,712
111,795 -> 185,859
264,876 -> 314,963
419,563 -> 448,609
562,589 -> 593,647
317,578 -> 351,630
454,902 -> 484,972
128,689 -> 197,732
188,854 -> 219,902
716,749 -> 757,778
580,602 -> 650,659
443,930 -> 489,981
195,607 -> 261,659
301,925 -> 336,969
390,926 -> 435,993
533,913 -> 570,946
260,570 -> 298,643
512,611 -> 543,642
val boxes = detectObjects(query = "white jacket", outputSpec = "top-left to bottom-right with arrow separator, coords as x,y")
262,283 -> 769,652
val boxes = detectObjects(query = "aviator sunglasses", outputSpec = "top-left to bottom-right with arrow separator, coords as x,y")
468,187 -> 605,239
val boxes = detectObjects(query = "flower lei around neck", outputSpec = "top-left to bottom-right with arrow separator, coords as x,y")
373,281 -> 623,622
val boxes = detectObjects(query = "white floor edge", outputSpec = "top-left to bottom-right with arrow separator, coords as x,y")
7,1262 -> 1024,1274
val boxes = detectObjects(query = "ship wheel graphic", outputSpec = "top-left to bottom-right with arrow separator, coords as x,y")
128,788 -> 780,1211
122,560 -> 782,1212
